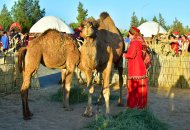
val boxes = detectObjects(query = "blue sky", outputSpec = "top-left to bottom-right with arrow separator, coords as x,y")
1,0 -> 190,30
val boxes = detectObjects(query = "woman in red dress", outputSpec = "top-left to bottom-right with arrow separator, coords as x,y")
124,27 -> 148,109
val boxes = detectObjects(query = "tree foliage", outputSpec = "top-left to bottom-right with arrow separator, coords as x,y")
152,16 -> 158,23
76,2 -> 88,25
11,0 -> 45,32
70,2 -> 88,29
0,4 -> 13,31
130,12 -> 139,28
158,13 -> 167,30
171,18 -> 185,34
139,17 -> 147,25
69,22 -> 78,29
184,25 -> 190,34
119,28 -> 128,37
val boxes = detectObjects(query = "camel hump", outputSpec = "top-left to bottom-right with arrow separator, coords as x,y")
100,12 -> 110,20
41,29 -> 59,36
99,12 -> 117,33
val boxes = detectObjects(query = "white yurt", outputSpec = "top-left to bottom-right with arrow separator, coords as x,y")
29,16 -> 74,34
138,21 -> 167,37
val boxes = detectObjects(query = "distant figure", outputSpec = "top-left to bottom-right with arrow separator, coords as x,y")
73,26 -> 84,47
1,31 -> 9,52
186,33 -> 190,52
10,29 -> 17,39
24,33 -> 29,46
124,34 -> 130,52
169,33 -> 179,55
180,34 -> 189,52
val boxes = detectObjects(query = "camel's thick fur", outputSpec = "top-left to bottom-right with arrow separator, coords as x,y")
18,29 -> 80,120
78,12 -> 124,116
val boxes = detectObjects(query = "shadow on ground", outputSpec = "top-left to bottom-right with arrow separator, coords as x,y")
39,72 -> 61,88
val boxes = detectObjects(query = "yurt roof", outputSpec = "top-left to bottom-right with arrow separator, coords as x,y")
138,21 -> 167,37
29,16 -> 74,34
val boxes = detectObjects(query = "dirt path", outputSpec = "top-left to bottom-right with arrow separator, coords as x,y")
0,66 -> 190,130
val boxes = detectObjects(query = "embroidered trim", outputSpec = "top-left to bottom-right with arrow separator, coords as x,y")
128,75 -> 147,79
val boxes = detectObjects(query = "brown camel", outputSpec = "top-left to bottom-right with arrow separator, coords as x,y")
18,29 -> 80,120
78,12 -> 124,117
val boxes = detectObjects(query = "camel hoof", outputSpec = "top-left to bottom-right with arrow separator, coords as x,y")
82,112 -> 94,118
29,112 -> 34,117
58,79 -> 62,84
117,103 -> 124,107
23,116 -> 31,120
95,101 -> 103,106
64,107 -> 73,111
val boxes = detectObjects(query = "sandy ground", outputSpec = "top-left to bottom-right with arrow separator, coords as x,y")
0,65 -> 190,130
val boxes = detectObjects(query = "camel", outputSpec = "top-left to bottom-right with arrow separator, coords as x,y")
17,29 -> 80,120
78,12 -> 124,117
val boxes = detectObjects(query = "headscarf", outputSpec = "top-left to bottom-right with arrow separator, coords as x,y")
129,26 -> 147,50
129,26 -> 151,68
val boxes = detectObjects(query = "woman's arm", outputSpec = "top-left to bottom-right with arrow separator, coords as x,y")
124,41 -> 137,59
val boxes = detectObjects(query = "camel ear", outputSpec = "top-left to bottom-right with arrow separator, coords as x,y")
94,20 -> 100,28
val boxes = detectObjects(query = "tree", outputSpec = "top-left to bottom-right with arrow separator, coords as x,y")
0,4 -> 13,31
184,25 -> 190,34
76,2 -> 88,25
119,28 -> 128,37
11,0 -> 45,32
69,22 -> 78,29
130,12 -> 139,28
158,13 -> 167,29
139,17 -> 147,25
171,18 -> 184,34
152,16 -> 158,23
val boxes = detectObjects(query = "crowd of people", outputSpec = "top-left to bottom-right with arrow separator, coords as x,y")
0,29 -> 29,53
169,31 -> 190,56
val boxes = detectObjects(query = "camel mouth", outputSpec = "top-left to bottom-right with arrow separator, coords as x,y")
85,31 -> 95,37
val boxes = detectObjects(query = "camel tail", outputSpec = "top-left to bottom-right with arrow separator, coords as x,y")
17,47 -> 27,73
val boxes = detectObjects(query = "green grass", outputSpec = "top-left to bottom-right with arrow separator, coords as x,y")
51,86 -> 88,104
51,86 -> 119,104
84,108 -> 168,130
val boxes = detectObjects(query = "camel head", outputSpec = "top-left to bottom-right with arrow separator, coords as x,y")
81,17 -> 99,39
80,22 -> 95,39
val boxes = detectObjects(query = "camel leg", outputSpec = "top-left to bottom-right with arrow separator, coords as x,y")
76,68 -> 85,84
102,67 -> 111,114
20,72 -> 32,120
20,50 -> 41,120
63,70 -> 74,111
61,69 -> 66,107
102,48 -> 113,114
93,72 -> 103,105
118,66 -> 124,106
83,70 -> 94,117
97,88 -> 103,105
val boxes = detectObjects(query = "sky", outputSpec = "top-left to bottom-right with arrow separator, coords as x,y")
0,0 -> 190,30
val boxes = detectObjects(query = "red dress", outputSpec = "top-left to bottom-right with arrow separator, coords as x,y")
171,42 -> 179,55
124,37 -> 147,109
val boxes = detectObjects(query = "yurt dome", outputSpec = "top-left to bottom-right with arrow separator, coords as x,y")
138,21 -> 167,37
30,16 -> 74,34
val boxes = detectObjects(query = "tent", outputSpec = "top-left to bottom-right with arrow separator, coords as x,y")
138,21 -> 167,37
29,16 -> 74,34
9,22 -> 22,32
